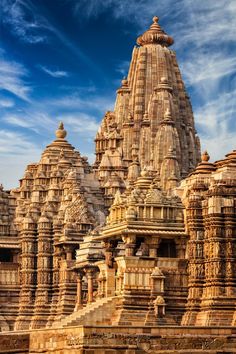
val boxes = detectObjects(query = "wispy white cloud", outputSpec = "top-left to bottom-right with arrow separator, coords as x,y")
171,1 -> 236,49
3,109 -> 100,138
48,93 -> 114,113
0,129 -> 41,189
3,111 -> 54,133
3,114 -> 35,129
0,56 -> 31,101
0,97 -> 15,108
116,60 -> 130,76
195,89 -> 236,160
1,110 -> 99,188
0,129 -> 39,154
1,0 -> 102,76
182,54 -> 236,87
57,113 -> 100,137
1,0 -> 49,43
38,65 -> 69,78
71,0 -> 172,29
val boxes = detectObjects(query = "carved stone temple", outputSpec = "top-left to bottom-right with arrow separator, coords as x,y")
0,17 -> 236,354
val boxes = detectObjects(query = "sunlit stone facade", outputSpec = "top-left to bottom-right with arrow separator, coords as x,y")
0,16 -> 236,354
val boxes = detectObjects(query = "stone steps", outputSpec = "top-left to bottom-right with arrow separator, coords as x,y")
52,297 -> 116,328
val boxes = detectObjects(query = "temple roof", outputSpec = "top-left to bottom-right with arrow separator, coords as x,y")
137,16 -> 174,47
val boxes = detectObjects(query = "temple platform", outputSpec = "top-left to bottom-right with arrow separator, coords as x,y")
1,325 -> 236,353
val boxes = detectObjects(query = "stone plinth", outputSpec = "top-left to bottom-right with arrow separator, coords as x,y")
2,326 -> 236,353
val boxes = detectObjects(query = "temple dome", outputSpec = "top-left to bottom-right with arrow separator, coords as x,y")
137,16 -> 174,47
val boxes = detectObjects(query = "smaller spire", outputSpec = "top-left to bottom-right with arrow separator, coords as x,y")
190,150 -> 216,175
55,121 -> 67,139
121,76 -> 128,87
117,76 -> 130,94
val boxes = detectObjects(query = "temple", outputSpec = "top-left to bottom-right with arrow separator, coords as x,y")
0,17 -> 236,354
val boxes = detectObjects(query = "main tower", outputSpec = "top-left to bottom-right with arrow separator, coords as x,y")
95,17 -> 201,197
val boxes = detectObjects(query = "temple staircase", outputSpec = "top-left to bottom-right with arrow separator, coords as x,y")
51,297 -> 116,328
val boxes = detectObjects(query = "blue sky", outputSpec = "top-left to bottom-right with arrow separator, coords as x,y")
0,0 -> 236,189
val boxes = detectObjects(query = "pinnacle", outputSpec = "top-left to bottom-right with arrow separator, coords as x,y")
201,151 -> 210,162
152,16 -> 159,24
55,121 -> 67,139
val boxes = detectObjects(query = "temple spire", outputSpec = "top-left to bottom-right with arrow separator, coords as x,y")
95,16 -> 201,194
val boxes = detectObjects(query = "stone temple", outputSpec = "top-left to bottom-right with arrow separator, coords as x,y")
0,17 -> 236,354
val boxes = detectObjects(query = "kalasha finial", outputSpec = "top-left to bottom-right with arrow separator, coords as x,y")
201,151 -> 210,162
121,76 -> 128,87
55,121 -> 67,139
153,16 -> 159,24
137,15 -> 173,47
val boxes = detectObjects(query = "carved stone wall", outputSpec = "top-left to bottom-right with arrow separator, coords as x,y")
179,150 -> 236,326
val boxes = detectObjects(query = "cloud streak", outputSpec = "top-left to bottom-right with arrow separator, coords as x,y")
0,129 -> 42,189
1,0 -> 49,43
0,56 -> 31,101
38,65 -> 69,78
0,98 -> 15,108
1,0 -> 103,77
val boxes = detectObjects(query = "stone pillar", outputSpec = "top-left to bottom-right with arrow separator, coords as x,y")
181,186 -> 205,326
84,267 -> 97,304
103,240 -> 116,268
147,239 -> 159,258
14,214 -> 37,331
149,247 -> 157,257
122,235 -> 136,257
30,214 -> 52,329
65,246 -> 73,261
46,217 -> 63,327
75,271 -> 83,309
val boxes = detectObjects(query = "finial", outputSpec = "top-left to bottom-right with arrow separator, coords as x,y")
59,122 -> 64,130
121,76 -> 128,87
55,121 -> 67,139
201,151 -> 210,162
153,16 -> 159,24
137,16 -> 174,47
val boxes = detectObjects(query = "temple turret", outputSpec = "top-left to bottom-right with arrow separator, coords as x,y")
95,16 -> 201,194
14,122 -> 106,330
